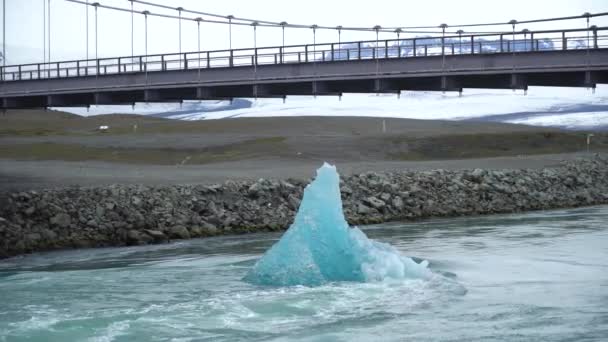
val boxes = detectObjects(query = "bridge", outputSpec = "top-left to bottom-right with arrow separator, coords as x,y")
1,2 -> 608,109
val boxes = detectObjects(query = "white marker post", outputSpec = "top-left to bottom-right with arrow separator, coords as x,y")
587,133 -> 594,153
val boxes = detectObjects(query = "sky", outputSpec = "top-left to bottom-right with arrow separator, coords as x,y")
1,0 -> 608,64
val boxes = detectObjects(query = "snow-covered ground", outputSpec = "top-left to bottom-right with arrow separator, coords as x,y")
60,85 -> 608,131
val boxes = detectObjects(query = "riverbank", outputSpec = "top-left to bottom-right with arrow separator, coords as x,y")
1,155 -> 607,259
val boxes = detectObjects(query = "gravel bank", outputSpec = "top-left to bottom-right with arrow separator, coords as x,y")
1,156 -> 608,259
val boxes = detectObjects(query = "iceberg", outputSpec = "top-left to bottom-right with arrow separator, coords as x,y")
244,163 -> 431,286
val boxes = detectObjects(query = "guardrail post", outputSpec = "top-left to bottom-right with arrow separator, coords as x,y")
424,45 -> 427,56
500,34 -> 504,52
18,66 -> 21,80
451,43 -> 455,55
37,64 -> 40,79
207,52 -> 210,68
398,42 -> 401,58
535,40 -> 539,51
530,33 -> 534,51
593,28 -> 598,49
413,39 -> 417,57
305,45 -> 309,62
57,63 -> 60,78
347,49 -> 350,60
77,61 -> 80,76
479,42 -> 482,53
0,66 -> 3,81
562,32 -> 567,50
280,47 -> 284,63
161,55 -> 165,71
139,56 -> 143,72
385,40 -> 388,58
230,50 -> 234,67
357,42 -> 361,60
184,53 -> 188,69
471,36 -> 474,54
118,58 -> 121,74
298,52 -> 301,63
331,44 -> 334,61
254,48 -> 258,66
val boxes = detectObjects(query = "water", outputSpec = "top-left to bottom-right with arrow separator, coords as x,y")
1,206 -> 608,341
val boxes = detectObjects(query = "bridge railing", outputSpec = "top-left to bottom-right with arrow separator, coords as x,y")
1,27 -> 607,82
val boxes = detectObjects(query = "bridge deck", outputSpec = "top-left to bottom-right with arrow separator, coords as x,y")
1,27 -> 608,108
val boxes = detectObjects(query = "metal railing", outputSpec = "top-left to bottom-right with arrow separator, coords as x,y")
0,26 -> 606,82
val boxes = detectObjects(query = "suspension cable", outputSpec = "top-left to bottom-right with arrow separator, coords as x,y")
128,0 -> 608,31
64,0 -> 597,35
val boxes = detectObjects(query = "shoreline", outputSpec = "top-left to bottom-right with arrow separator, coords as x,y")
1,155 -> 607,259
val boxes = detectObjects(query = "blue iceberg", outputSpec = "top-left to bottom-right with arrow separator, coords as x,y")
244,163 -> 431,286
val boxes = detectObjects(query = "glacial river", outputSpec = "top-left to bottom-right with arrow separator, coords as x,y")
1,206 -> 607,341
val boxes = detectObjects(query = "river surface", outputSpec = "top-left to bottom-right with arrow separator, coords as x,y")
1,206 -> 608,341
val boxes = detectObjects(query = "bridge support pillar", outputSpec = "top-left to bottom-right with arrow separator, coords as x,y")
2,96 -> 46,109
196,87 -> 215,99
144,90 -> 163,102
46,95 -> 72,107
440,76 -> 462,92
94,93 -> 114,105
374,79 -> 400,93
510,74 -> 528,90
584,71 -> 598,89
312,81 -> 329,96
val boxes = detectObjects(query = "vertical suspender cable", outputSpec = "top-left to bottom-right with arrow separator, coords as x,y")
177,7 -> 182,68
2,0 -> 5,72
85,0 -> 88,62
374,25 -> 381,93
130,0 -> 134,71
252,21 -> 258,99
311,24 -> 317,96
509,20 -> 516,71
395,28 -> 402,57
43,0 -> 46,66
440,23 -> 447,70
509,19 -> 517,91
48,0 -> 50,63
227,15 -> 233,50
457,30 -> 463,54
337,26 -> 342,60
92,2 -> 98,92
312,24 -> 317,61
94,4 -> 98,60
143,11 -> 148,70
583,12 -> 591,90
280,21 -> 287,63
374,25 -> 381,59
196,17 -> 201,81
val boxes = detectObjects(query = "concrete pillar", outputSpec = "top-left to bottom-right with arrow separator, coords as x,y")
510,74 -> 528,90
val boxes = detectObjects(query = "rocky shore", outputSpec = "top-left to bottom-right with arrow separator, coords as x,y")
1,156 -> 608,259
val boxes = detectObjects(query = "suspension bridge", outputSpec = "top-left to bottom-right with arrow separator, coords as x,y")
0,1 -> 607,109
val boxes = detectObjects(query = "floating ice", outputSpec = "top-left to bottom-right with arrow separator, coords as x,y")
244,163 -> 431,286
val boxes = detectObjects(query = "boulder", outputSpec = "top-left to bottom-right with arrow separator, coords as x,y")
144,230 -> 169,243
50,213 -> 71,229
167,225 -> 191,240
363,196 -> 386,210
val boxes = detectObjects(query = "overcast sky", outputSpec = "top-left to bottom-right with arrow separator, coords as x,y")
2,0 -> 608,64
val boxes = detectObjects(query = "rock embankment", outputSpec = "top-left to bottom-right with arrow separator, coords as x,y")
1,156 -> 608,259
